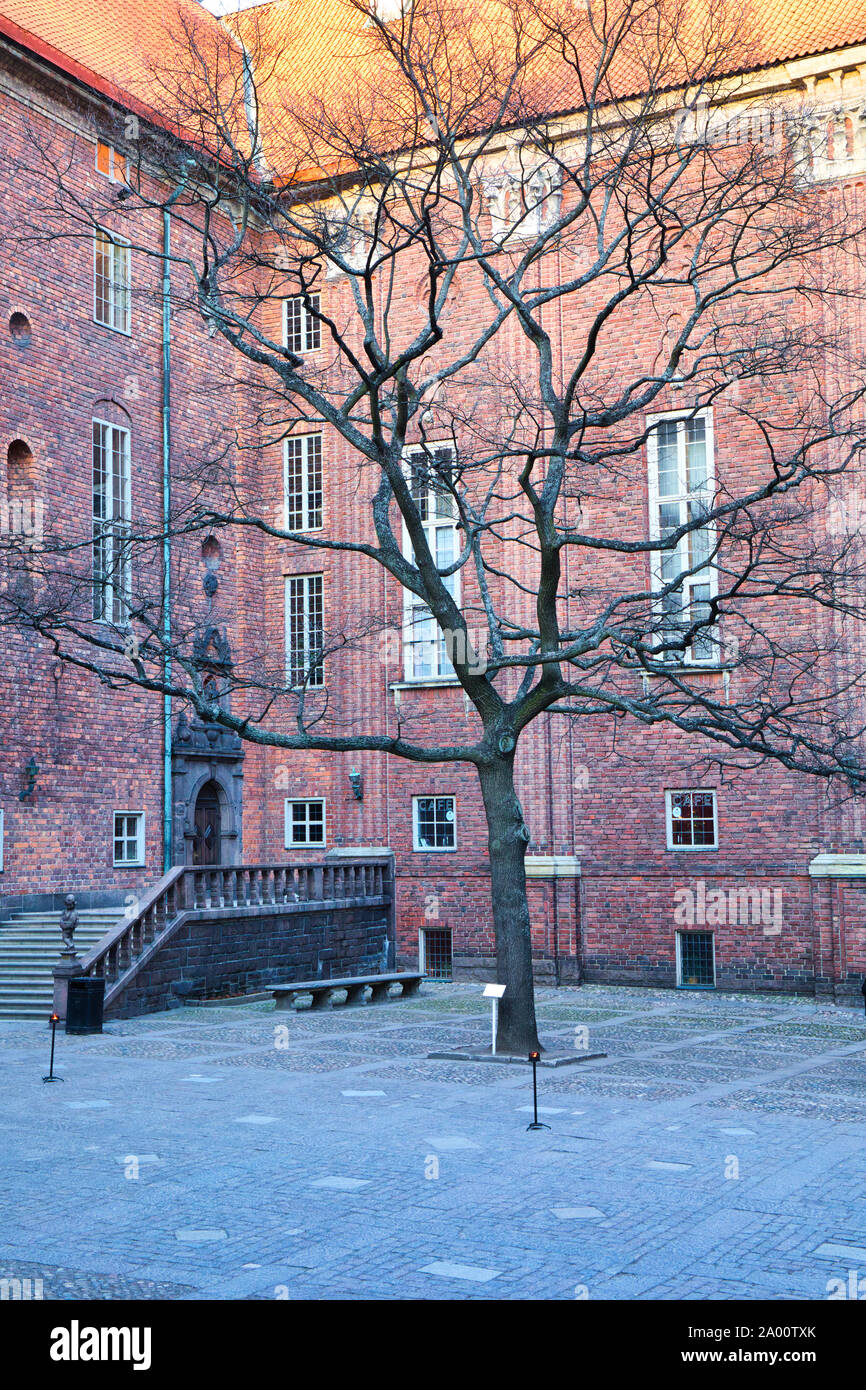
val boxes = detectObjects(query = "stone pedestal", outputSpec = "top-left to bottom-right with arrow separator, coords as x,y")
52,956 -> 82,1024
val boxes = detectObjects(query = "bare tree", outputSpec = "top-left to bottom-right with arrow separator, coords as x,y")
6,0 -> 866,1049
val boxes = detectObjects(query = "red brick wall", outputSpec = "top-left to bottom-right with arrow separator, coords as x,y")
1,42 -> 864,1006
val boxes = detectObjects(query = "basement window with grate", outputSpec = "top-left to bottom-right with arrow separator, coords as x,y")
677,930 -> 715,988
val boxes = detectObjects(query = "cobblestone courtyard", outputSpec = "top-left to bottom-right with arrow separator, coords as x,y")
3,982 -> 866,1301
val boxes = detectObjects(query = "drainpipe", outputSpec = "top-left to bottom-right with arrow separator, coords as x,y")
161,180 -> 188,873
161,207 -> 173,873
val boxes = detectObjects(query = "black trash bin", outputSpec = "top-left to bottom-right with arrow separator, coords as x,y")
65,976 -> 105,1034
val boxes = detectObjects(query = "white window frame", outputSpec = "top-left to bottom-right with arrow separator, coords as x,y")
412,795 -> 457,852
284,798 -> 326,848
94,229 -> 131,335
665,788 -> 718,851
95,141 -> 128,183
283,433 -> 323,532
401,443 -> 461,683
647,407 -> 718,665
113,810 -> 145,867
92,418 -> 132,624
676,930 -> 717,988
285,573 -> 324,689
282,294 -> 321,354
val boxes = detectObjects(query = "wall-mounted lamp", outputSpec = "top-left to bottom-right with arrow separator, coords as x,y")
19,756 -> 39,801
348,768 -> 363,802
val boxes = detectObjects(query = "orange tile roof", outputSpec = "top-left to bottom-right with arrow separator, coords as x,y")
226,0 -> 866,177
2,0 -> 866,162
0,0 -> 226,121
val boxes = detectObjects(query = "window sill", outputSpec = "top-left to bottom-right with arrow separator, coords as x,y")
93,318 -> 132,338
390,679 -> 461,691
666,845 -> 719,853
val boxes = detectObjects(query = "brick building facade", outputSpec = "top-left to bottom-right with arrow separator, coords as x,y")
2,0 -> 866,1003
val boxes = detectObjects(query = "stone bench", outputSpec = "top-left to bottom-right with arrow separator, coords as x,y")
272,972 -> 424,1011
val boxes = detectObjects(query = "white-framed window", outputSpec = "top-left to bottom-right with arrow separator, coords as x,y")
95,140 -> 128,183
285,573 -> 324,688
283,294 -> 321,354
676,930 -> 716,988
666,789 -> 718,850
413,795 -> 456,851
92,419 -> 131,623
94,229 -> 131,334
402,444 -> 460,682
284,798 -> 326,847
647,409 -> 718,664
284,433 -> 323,532
114,811 -> 144,866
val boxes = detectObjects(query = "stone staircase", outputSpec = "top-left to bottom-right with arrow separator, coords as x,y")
0,909 -> 124,1020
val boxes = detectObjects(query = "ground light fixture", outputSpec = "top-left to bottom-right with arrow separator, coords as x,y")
42,1013 -> 63,1083
526,1051 -> 549,1131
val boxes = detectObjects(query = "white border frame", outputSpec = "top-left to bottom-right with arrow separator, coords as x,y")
646,405 -> 717,665
412,794 -> 457,852
92,417 -> 132,624
113,810 -> 145,867
284,573 -> 325,690
283,797 -> 327,849
282,293 -> 321,354
283,432 -> 324,533
665,788 -> 718,852
401,441 -> 461,683
93,228 -> 132,336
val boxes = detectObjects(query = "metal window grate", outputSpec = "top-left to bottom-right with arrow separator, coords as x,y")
678,931 -> 715,988
423,928 -> 453,981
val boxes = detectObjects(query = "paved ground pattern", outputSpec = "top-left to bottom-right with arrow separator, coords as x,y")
2,983 -> 866,1300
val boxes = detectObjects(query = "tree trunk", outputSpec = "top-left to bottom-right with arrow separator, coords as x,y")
477,754 -> 541,1054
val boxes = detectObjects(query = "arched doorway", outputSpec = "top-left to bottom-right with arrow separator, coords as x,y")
193,780 -> 223,865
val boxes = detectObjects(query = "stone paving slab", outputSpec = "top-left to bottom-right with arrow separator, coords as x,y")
3,981 -> 866,1300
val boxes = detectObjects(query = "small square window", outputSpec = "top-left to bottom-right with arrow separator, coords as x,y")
413,796 -> 456,851
96,141 -> 128,184
284,798 -> 326,847
421,927 -> 453,980
677,930 -> 715,988
666,789 -> 717,850
114,812 -> 144,866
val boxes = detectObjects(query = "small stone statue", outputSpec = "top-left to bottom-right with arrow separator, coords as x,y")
59,893 -> 79,957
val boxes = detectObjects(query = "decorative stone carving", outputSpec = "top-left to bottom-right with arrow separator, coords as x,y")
59,893 -> 79,959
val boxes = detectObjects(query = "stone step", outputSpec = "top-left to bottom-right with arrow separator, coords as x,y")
0,908 -> 124,1020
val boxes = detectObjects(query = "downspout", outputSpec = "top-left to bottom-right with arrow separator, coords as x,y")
161,206 -> 173,873
161,181 -> 189,872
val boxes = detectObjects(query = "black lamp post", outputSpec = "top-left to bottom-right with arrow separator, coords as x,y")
526,1051 -> 549,1131
42,1013 -> 63,1083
